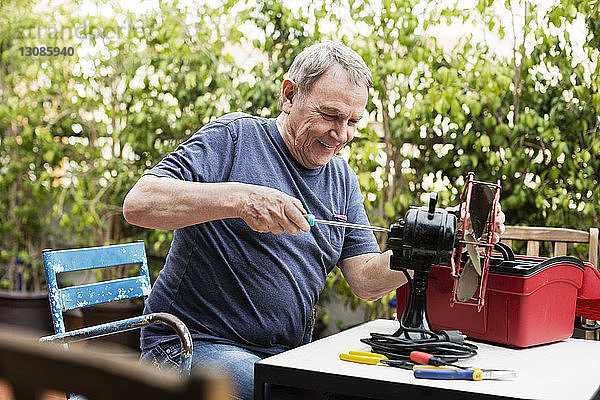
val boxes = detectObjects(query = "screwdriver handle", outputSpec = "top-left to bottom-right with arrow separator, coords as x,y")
304,214 -> 315,227
410,351 -> 447,366
414,367 -> 481,381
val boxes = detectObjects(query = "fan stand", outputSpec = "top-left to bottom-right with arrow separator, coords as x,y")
393,267 -> 433,339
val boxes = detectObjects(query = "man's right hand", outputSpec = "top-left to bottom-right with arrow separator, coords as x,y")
236,184 -> 311,235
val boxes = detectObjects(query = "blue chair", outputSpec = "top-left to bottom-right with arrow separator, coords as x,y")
39,241 -> 193,375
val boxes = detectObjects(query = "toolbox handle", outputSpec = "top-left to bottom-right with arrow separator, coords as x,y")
493,242 -> 515,261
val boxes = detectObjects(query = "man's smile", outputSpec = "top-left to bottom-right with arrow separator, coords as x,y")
317,139 -> 335,149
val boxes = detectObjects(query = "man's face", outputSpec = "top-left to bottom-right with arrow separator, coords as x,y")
280,64 -> 368,169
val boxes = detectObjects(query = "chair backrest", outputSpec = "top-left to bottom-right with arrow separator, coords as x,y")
501,226 -> 599,269
42,241 -> 151,335
0,325 -> 230,400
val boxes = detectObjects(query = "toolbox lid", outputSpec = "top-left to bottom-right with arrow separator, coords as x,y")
487,243 -> 585,277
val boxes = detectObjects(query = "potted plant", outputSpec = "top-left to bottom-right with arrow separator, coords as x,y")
0,254 -> 54,334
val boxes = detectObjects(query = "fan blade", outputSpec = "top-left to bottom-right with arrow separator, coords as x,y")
470,184 -> 494,239
465,233 -> 482,275
457,258 -> 479,301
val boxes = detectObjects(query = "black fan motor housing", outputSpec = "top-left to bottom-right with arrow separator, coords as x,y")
387,194 -> 457,271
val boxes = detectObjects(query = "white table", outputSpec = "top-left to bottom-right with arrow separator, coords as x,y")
254,319 -> 600,399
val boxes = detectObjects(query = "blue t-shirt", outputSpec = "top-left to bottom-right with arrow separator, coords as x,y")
141,112 -> 380,355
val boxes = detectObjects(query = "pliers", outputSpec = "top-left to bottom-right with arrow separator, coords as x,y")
339,351 -> 414,370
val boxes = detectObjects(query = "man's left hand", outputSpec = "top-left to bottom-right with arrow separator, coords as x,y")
455,202 -> 506,243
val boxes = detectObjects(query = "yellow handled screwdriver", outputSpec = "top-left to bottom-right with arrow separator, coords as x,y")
303,214 -> 390,233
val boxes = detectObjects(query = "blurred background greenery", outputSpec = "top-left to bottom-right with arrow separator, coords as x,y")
1,0 -> 599,333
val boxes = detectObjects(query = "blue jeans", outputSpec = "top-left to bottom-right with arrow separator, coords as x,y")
140,340 -> 322,400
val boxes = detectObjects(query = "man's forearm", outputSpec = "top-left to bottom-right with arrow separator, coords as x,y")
340,250 -> 410,301
123,175 -> 311,234
123,175 -> 242,230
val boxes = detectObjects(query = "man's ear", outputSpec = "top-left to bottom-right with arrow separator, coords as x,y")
281,79 -> 297,113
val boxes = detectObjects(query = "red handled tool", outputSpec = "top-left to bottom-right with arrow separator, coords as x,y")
409,351 -> 464,368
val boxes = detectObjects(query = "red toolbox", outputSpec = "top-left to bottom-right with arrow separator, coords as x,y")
396,245 -> 600,347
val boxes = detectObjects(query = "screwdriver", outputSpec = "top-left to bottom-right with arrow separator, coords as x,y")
410,351 -> 516,380
413,366 -> 517,381
303,214 -> 390,233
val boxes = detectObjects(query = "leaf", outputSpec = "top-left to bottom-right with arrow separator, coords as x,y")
582,150 -> 590,163
60,213 -> 71,228
384,202 -> 395,218
480,134 -> 491,147
43,150 -> 55,163
470,101 -> 482,117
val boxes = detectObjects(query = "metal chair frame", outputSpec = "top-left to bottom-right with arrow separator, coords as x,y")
39,240 -> 193,374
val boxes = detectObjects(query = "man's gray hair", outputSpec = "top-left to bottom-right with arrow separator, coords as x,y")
286,41 -> 373,99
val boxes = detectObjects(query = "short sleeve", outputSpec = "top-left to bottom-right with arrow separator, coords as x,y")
145,121 -> 236,183
340,170 -> 381,259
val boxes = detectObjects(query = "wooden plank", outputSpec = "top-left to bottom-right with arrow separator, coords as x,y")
527,241 -> 540,256
501,239 -> 512,248
553,242 -> 567,257
503,226 -> 589,242
584,320 -> 596,340
589,228 -> 599,269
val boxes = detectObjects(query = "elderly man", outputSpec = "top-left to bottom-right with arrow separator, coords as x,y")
123,41 -> 503,399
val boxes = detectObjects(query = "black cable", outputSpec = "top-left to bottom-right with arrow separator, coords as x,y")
361,334 -> 478,361
361,269 -> 478,364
